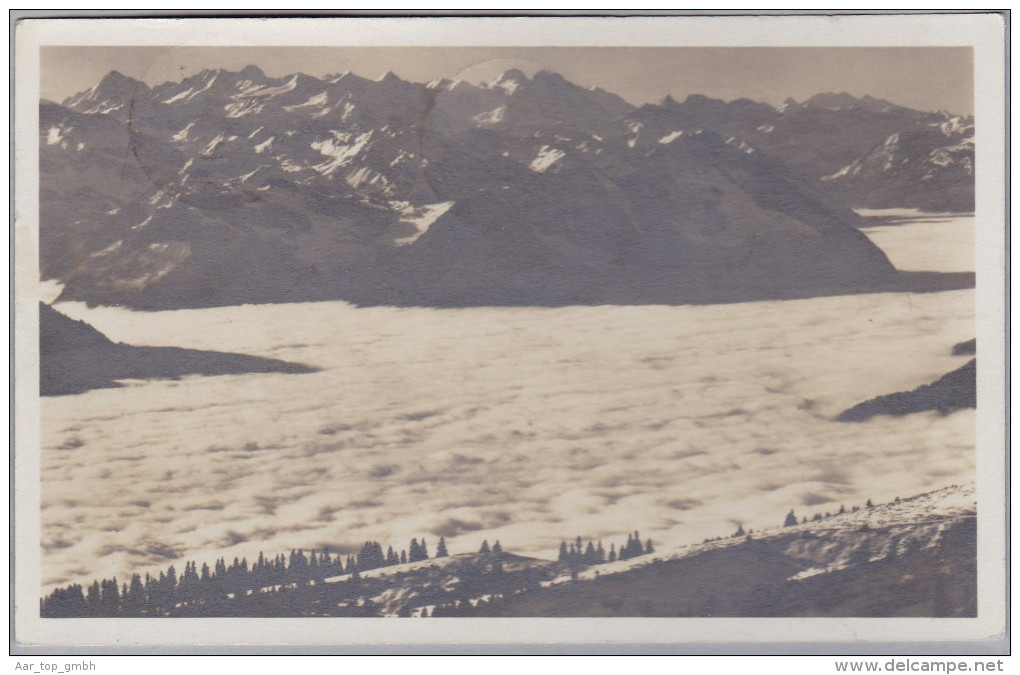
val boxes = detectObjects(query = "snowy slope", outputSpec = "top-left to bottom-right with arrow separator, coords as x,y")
43,483 -> 973,617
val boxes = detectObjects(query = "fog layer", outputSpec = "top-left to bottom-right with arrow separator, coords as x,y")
41,217 -> 974,590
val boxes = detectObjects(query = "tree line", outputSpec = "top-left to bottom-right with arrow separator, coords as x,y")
557,531 -> 653,565
41,535 -> 451,618
43,495 -> 889,618
782,500 -> 874,528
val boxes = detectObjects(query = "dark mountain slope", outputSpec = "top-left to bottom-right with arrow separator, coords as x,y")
40,303 -> 315,396
837,358 -> 976,422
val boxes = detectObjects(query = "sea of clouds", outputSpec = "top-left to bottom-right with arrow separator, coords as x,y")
40,217 -> 975,590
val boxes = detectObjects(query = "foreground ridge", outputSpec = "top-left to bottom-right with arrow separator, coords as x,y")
41,485 -> 973,618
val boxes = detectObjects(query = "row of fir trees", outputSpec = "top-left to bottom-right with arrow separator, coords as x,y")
41,535 -> 451,617
557,532 -> 653,565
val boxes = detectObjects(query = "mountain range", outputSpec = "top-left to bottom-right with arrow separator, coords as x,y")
40,67 -> 974,309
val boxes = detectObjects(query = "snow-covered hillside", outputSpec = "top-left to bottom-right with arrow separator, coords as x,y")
41,484 -> 976,617
822,115 -> 974,212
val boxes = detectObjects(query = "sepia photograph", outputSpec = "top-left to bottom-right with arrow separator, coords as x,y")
12,13 -> 1007,652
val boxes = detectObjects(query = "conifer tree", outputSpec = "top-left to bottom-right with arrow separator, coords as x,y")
100,578 -> 120,616
784,509 -> 798,527
479,540 -> 491,554
86,580 -> 100,616
71,584 -> 86,615
559,541 -> 568,562
608,543 -> 616,563
436,536 -> 449,557
492,540 -> 503,555
645,539 -> 654,554
156,571 -> 169,610
125,574 -> 145,615
144,574 -> 157,614
166,565 -> 178,598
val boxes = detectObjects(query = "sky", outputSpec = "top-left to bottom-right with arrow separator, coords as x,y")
41,46 -> 974,115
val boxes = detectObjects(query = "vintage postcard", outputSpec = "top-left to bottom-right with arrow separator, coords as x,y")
12,14 -> 1007,652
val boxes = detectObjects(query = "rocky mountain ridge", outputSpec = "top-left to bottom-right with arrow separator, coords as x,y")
40,67 -> 972,309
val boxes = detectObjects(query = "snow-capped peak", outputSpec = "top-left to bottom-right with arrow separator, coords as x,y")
491,69 -> 529,95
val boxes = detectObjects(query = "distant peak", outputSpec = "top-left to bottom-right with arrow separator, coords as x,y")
97,70 -> 144,90
497,68 -> 529,82
777,97 -> 800,112
238,65 -> 266,80
331,71 -> 368,85
79,70 -> 148,101
102,69 -> 130,82
292,72 -> 322,84
806,91 -> 860,109
681,93 -> 724,106
378,70 -> 401,83
490,69 -> 529,94
531,70 -> 572,87
186,68 -> 222,86
660,94 -> 679,107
